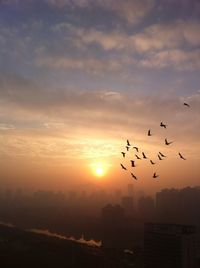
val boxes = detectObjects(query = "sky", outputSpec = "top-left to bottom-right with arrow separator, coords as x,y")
0,0 -> 200,194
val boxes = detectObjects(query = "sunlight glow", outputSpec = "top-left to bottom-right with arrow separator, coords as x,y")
90,162 -> 108,177
95,167 -> 104,177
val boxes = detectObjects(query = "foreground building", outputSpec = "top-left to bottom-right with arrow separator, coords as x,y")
144,223 -> 196,268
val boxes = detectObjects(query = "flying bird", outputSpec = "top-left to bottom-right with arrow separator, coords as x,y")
127,140 -> 131,146
120,164 -> 127,170
159,152 -> 166,158
133,146 -> 139,152
148,129 -> 152,136
142,152 -> 147,159
158,154 -> 163,160
121,152 -> 125,158
183,102 -> 190,107
165,138 -> 173,145
179,152 -> 186,160
131,173 -> 137,180
160,122 -> 167,128
130,160 -> 136,167
135,154 -> 141,160
126,146 -> 130,151
150,160 -> 156,165
153,172 -> 159,178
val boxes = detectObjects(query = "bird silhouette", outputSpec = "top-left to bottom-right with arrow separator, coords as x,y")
165,138 -> 173,145
159,152 -> 166,157
120,164 -> 127,170
142,152 -> 147,159
153,172 -> 159,178
150,160 -> 155,165
127,140 -> 131,146
126,146 -> 130,151
135,154 -> 141,160
183,102 -> 190,107
148,129 -> 152,136
160,122 -> 167,128
130,160 -> 136,167
158,154 -> 163,160
131,173 -> 137,180
133,146 -> 139,152
121,152 -> 125,158
179,152 -> 186,160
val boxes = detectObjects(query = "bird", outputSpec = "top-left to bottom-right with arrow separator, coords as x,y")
126,146 -> 130,151
158,154 -> 163,160
133,146 -> 139,152
165,138 -> 173,145
130,160 -> 136,167
179,152 -> 186,160
127,140 -> 131,146
153,172 -> 159,178
121,152 -> 125,158
150,160 -> 155,165
135,154 -> 141,160
160,122 -> 167,128
148,129 -> 152,136
120,164 -> 127,170
142,152 -> 147,159
131,173 -> 137,180
183,102 -> 190,107
159,152 -> 166,158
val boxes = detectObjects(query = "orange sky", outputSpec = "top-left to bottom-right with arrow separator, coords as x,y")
0,0 -> 200,194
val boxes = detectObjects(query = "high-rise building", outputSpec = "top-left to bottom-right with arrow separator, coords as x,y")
155,187 -> 200,224
138,196 -> 155,220
127,184 -> 134,197
101,204 -> 124,225
144,223 -> 196,268
121,196 -> 134,216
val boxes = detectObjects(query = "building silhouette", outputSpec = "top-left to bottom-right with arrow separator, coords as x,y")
121,196 -> 134,217
127,184 -> 134,197
144,223 -> 196,268
138,196 -> 155,220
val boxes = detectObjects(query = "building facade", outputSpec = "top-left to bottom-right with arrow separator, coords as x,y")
144,223 -> 196,268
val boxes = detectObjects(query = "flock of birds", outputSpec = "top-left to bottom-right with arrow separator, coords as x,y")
120,102 -> 190,180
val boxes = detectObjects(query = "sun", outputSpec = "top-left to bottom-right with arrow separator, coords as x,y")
95,166 -> 105,177
90,162 -> 107,178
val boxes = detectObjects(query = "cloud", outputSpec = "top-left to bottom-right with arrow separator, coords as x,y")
0,123 -> 15,130
46,0 -> 154,25
0,72 -> 200,167
50,20 -> 200,71
44,122 -> 67,129
0,73 -> 200,139
100,0 -> 154,25
1,10 -> 200,74
182,20 -> 200,46
45,0 -> 90,8
36,57 -> 123,74
53,20 -> 200,53
70,27 -> 128,51
140,49 -> 200,70
0,0 -> 34,6
101,91 -> 122,101
133,20 -> 200,53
